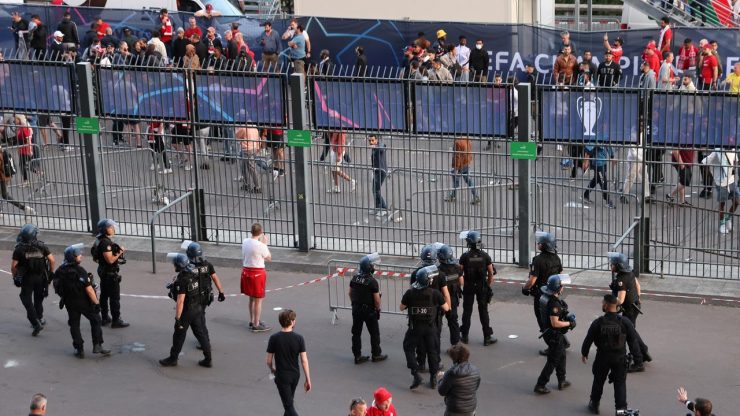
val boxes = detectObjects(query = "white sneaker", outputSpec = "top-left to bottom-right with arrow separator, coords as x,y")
351,179 -> 357,192
184,164 -> 192,171
272,170 -> 279,180
720,221 -> 730,234
727,220 -> 733,232
159,168 -> 173,174
375,210 -> 388,218
24,206 -> 36,215
233,175 -> 244,181
333,186 -> 341,193
150,164 -> 155,171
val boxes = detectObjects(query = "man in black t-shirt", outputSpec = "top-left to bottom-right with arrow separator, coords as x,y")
93,219 -> 129,328
267,309 -> 312,416
11,224 -> 55,336
459,231 -> 496,346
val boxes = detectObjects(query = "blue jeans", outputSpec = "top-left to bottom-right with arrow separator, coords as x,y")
450,166 -> 477,197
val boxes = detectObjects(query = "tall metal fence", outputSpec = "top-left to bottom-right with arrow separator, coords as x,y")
0,55 -> 738,280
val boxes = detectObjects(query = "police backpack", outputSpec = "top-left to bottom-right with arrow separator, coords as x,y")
600,316 -> 627,351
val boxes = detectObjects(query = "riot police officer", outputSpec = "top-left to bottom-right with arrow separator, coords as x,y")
400,266 -> 450,390
160,253 -> 212,368
534,274 -> 575,395
607,252 -> 651,372
581,294 -> 643,414
11,224 -> 55,336
52,244 -> 111,358
349,253 -> 387,364
186,242 -> 226,307
437,244 -> 462,345
411,244 -> 450,371
522,231 -> 563,355
459,231 -> 496,346
92,219 -> 129,328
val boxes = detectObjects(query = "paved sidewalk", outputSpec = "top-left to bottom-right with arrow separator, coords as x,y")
1,227 -> 738,303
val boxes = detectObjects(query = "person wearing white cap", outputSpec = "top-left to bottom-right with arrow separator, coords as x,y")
49,30 -> 66,60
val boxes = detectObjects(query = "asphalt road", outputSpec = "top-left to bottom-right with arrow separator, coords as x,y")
0,251 -> 738,415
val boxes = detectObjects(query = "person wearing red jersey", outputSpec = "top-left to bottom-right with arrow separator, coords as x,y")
602,34 -> 624,66
658,17 -> 672,57
184,16 -> 202,41
644,44 -> 661,76
15,114 -> 35,187
699,44 -> 718,90
677,38 -> 699,72
159,9 -> 173,57
95,17 -> 109,40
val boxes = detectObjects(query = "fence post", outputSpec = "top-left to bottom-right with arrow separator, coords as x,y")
517,83 -> 533,267
289,72 -> 313,252
76,62 -> 105,232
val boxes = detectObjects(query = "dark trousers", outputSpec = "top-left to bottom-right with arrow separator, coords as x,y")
536,332 -> 567,387
149,135 -> 171,169
622,308 -> 649,364
461,284 -> 493,338
169,305 -> 211,360
19,277 -> 45,326
590,352 -> 627,409
275,375 -> 299,416
403,325 -> 439,376
0,181 -> 26,211
351,306 -> 381,357
60,116 -> 71,144
20,154 -> 32,181
417,313 -> 444,368
99,275 -> 121,320
697,151 -> 714,192
67,306 -> 103,349
569,145 -> 584,178
445,291 -> 461,345
646,149 -> 665,184
372,171 -> 387,209
585,165 -> 609,200
533,295 -> 545,332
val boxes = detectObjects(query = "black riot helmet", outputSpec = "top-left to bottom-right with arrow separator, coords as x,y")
359,252 -> 381,274
436,244 -> 456,265
186,242 -> 203,261
17,224 -> 38,244
536,231 -> 557,254
463,230 -> 482,250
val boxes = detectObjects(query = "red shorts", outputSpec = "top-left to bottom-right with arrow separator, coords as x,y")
241,267 -> 267,298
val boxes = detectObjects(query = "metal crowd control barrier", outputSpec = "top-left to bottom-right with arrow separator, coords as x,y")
149,191 -> 195,274
326,259 -> 417,324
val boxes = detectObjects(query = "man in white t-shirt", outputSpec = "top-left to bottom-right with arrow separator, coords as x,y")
241,223 -> 272,331
701,149 -> 739,234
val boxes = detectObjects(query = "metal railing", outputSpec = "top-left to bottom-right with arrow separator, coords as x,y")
149,190 -> 193,274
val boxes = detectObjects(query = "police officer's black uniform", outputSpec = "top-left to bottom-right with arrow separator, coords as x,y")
611,270 -> 650,366
349,270 -> 383,362
12,239 -> 51,334
535,293 -> 569,392
53,262 -> 108,357
192,259 -> 220,309
459,249 -> 494,344
402,284 -> 446,388
410,265 -> 447,369
160,265 -> 212,367
581,306 -> 642,412
93,235 -> 126,327
438,262 -> 462,345
528,252 -> 562,331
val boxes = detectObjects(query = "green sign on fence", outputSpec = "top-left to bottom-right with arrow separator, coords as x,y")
509,141 -> 537,160
287,129 -> 312,147
75,117 -> 100,135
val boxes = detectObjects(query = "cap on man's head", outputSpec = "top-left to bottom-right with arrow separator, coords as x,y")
53,30 -> 64,38
605,49 -> 613,55
374,387 -> 392,403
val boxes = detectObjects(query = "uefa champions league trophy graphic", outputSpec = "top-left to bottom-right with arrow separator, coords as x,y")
576,96 -> 602,137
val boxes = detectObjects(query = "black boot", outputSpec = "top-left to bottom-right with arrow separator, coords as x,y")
74,348 -> 85,359
198,357 -> 212,368
371,354 -> 387,362
159,356 -> 178,367
588,400 -> 600,414
111,319 -> 130,328
101,315 -> 112,326
31,321 -> 43,337
429,377 -> 437,389
558,380 -> 571,390
409,373 -> 423,390
354,355 -> 369,365
93,344 -> 111,355
534,385 -> 550,394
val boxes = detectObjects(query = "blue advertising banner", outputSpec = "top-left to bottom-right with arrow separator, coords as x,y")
540,88 -> 640,143
414,84 -> 508,136
651,92 -> 740,147
312,79 -> 406,131
98,68 -> 187,119
0,62 -> 73,113
194,73 -> 284,125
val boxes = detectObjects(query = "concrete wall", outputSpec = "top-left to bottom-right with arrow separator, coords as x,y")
294,0 -> 544,25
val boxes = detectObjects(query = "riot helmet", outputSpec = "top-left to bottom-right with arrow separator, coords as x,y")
607,252 -> 632,273
168,252 -> 190,272
97,218 -> 118,236
541,274 -> 570,296
436,244 -> 456,265
535,231 -> 557,254
63,243 -> 84,264
412,265 -> 439,290
186,242 -> 203,261
359,252 -> 381,274
419,243 -> 442,266
462,230 -> 482,250
17,224 -> 38,243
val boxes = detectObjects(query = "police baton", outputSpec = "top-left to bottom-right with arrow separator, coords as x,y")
632,302 -> 644,315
